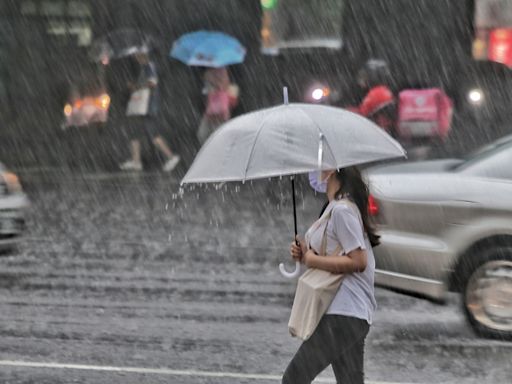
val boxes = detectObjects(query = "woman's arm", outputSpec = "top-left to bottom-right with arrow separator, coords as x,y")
303,248 -> 367,274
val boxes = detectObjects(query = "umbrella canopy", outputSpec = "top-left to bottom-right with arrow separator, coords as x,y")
181,100 -> 406,278
90,29 -> 155,62
170,30 -> 246,68
181,103 -> 406,184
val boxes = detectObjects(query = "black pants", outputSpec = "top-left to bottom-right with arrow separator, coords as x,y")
282,315 -> 370,384
126,116 -> 160,141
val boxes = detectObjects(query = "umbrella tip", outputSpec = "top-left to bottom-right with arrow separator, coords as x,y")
283,86 -> 289,105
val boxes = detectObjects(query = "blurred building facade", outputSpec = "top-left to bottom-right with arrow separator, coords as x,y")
2,0 -> 508,170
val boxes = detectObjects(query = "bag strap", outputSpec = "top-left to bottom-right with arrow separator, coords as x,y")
319,205 -> 341,257
319,198 -> 364,256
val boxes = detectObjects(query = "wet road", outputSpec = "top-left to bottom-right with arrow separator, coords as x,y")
0,171 -> 510,384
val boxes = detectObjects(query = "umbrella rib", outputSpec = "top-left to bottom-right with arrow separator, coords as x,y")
296,107 -> 338,168
355,113 -> 406,155
242,112 -> 275,181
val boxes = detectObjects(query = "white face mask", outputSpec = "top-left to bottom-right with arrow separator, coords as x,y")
308,171 -> 329,194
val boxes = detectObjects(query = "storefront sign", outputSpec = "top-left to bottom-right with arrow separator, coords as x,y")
474,0 -> 512,67
488,28 -> 512,67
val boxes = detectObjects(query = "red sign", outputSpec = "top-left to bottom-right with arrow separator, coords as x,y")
488,28 -> 512,67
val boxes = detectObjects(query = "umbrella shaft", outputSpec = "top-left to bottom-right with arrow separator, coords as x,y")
291,178 -> 298,244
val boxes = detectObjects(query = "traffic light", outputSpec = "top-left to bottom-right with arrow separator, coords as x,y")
261,0 -> 278,11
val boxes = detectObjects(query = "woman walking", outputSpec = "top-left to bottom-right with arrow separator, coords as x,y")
197,67 -> 238,145
283,166 -> 379,384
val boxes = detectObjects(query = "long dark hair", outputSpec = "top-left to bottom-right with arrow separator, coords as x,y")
334,166 -> 380,247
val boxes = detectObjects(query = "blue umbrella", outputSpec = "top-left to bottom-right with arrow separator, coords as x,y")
170,30 -> 246,68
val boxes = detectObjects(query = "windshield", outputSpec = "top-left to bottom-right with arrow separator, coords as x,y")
454,134 -> 512,171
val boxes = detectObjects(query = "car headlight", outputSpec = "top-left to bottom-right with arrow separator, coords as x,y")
2,172 -> 22,194
312,88 -> 325,101
308,85 -> 331,103
96,94 -> 111,110
468,88 -> 484,106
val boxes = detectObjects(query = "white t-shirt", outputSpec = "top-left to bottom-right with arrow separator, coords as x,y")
305,200 -> 377,324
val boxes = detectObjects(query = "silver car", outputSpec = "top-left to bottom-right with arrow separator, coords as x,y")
0,164 -> 29,250
367,135 -> 512,339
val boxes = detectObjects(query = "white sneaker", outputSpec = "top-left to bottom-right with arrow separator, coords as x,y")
163,155 -> 180,172
120,160 -> 143,171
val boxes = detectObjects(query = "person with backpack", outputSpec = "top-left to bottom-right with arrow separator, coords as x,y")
196,67 -> 239,145
350,59 -> 396,135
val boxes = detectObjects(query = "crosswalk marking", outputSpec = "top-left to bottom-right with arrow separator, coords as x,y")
0,359 -> 418,383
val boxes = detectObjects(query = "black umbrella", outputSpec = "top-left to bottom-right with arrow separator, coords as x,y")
90,29 -> 155,63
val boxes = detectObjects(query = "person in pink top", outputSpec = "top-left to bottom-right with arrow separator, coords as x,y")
197,67 -> 239,145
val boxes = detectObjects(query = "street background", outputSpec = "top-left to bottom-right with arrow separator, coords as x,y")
0,0 -> 512,382
1,0 -> 510,172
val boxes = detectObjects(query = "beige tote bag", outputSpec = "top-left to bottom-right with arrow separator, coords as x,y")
126,87 -> 150,116
288,200 -> 361,340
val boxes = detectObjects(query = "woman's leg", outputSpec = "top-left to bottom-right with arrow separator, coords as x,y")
197,116 -> 211,145
153,136 -> 174,159
282,316 -> 346,384
330,316 -> 369,384
130,139 -> 142,164
282,315 -> 369,384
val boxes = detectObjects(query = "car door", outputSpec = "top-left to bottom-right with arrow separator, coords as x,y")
371,174 -> 449,281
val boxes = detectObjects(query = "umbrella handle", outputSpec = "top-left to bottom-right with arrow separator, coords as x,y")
279,261 -> 301,278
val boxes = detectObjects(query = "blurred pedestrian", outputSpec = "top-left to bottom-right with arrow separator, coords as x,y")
196,67 -> 239,145
351,59 -> 395,135
283,167 -> 379,384
120,51 -> 180,172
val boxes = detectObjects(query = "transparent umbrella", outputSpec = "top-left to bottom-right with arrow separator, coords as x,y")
181,88 -> 406,277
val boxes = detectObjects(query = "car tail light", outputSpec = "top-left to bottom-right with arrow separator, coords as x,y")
64,104 -> 73,116
3,172 -> 22,194
97,94 -> 111,110
368,194 -> 379,216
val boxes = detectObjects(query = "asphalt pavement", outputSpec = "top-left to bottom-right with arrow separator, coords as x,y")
0,170 -> 510,383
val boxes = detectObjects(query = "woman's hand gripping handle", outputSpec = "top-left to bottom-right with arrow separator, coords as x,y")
279,236 -> 307,278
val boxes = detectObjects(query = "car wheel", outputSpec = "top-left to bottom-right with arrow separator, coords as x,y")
462,247 -> 512,339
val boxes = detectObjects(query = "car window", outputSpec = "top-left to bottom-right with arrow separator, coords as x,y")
68,67 -> 104,98
461,143 -> 512,180
461,135 -> 512,163
260,0 -> 344,54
